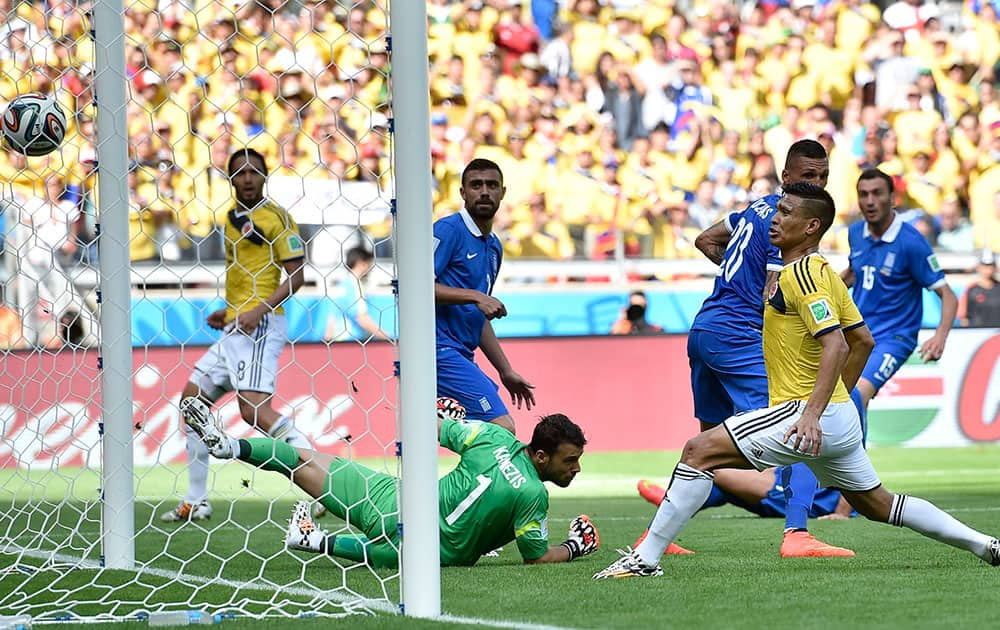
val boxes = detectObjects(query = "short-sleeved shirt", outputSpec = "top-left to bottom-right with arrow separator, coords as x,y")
764,254 -> 865,406
433,210 -> 504,358
847,213 -> 946,349
691,194 -> 784,339
223,200 -> 304,320
438,419 -> 549,566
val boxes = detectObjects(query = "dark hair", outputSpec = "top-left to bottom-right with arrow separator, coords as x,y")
345,246 -> 374,270
857,168 -> 894,195
629,290 -> 647,299
783,181 -> 836,236
528,414 -> 586,453
227,148 -> 268,178
461,158 -> 503,187
785,139 -> 827,164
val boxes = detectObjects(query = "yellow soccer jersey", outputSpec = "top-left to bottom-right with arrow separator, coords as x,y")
763,254 -> 864,406
223,200 -> 305,320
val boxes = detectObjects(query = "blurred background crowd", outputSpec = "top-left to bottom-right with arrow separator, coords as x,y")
0,0 -> 997,268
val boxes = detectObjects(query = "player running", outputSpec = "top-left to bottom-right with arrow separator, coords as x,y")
184,397 -> 599,568
594,183 -> 999,579
672,139 -> 852,557
161,148 -> 310,522
433,159 -> 535,434
842,169 -> 958,412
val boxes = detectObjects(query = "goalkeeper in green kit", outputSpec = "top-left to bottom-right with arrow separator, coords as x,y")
183,396 -> 599,568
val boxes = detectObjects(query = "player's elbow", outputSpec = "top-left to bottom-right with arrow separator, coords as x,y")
694,230 -> 715,257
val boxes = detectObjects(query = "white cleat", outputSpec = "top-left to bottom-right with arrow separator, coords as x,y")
160,500 -> 212,523
180,397 -> 232,459
286,501 -> 327,554
988,538 -> 1000,566
592,547 -> 663,580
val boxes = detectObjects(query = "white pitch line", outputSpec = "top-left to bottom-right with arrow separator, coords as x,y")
5,547 -> 584,630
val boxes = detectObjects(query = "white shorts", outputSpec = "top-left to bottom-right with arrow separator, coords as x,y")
723,400 -> 881,492
191,313 -> 288,401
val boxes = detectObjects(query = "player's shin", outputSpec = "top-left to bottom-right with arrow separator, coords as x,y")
236,438 -> 301,474
891,494 -> 995,561
635,463 -> 714,566
184,426 -> 210,503
782,464 -> 818,532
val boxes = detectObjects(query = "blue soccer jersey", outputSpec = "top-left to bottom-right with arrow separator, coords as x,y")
847,213 -> 946,349
690,195 -> 785,336
433,210 -> 503,357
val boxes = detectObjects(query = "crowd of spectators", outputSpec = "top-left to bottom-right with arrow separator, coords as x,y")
0,0 -> 997,269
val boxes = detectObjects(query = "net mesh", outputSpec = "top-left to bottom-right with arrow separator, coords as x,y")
1,0 -> 402,622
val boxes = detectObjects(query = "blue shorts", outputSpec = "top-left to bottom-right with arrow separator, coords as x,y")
687,330 -> 769,425
860,338 -> 913,393
436,347 -> 508,422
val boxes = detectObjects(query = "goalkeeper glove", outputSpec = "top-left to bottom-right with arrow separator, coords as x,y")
560,514 -> 599,561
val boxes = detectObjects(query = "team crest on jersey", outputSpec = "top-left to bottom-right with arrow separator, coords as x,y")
241,221 -> 254,236
927,254 -> 941,272
808,299 -> 834,324
880,252 -> 896,276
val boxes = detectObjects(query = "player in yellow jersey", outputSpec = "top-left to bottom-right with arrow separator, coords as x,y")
595,182 -> 1000,578
162,148 -> 309,522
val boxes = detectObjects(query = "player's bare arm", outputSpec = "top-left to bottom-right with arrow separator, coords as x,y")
841,324 -> 875,392
784,329 -> 849,457
236,257 -> 305,332
694,220 -> 731,265
919,284 -> 957,362
434,282 -> 507,319
480,321 -> 535,409
840,266 -> 855,288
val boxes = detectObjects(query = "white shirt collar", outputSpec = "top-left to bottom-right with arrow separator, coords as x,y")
863,211 -> 903,243
459,208 -> 486,237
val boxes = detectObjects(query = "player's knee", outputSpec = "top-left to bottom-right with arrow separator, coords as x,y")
680,432 -> 714,470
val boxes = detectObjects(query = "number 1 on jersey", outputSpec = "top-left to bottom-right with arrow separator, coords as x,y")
444,474 -> 492,525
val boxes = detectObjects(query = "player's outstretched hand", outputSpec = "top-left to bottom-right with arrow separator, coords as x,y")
501,371 -> 535,410
560,515 -> 599,561
783,414 -> 822,457
476,294 -> 508,320
919,334 -> 946,362
206,308 -> 227,330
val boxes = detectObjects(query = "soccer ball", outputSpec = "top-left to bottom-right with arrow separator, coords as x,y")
2,94 -> 67,157
436,397 -> 467,422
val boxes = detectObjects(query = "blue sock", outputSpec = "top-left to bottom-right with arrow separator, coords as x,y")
850,387 -> 868,447
701,484 -> 729,509
782,463 -> 817,531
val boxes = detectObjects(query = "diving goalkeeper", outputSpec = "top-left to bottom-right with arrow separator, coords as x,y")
183,397 -> 599,568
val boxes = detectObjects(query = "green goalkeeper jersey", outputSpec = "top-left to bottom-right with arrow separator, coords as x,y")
437,419 -> 550,566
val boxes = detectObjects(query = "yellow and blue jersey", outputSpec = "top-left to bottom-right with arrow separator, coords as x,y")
222,200 -> 304,321
764,254 -> 865,406
432,209 -> 503,357
847,213 -> 946,350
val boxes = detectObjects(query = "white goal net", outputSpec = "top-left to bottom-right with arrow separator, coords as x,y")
0,0 -> 418,622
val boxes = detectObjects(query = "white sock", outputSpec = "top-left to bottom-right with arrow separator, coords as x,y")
892,494 -> 992,561
635,463 -> 714,566
268,416 -> 311,449
184,425 -> 210,503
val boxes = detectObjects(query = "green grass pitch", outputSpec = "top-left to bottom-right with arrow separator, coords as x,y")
2,446 -> 999,629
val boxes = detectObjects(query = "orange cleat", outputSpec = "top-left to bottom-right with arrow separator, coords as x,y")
780,530 -> 855,558
633,528 -> 694,555
637,479 -> 666,507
